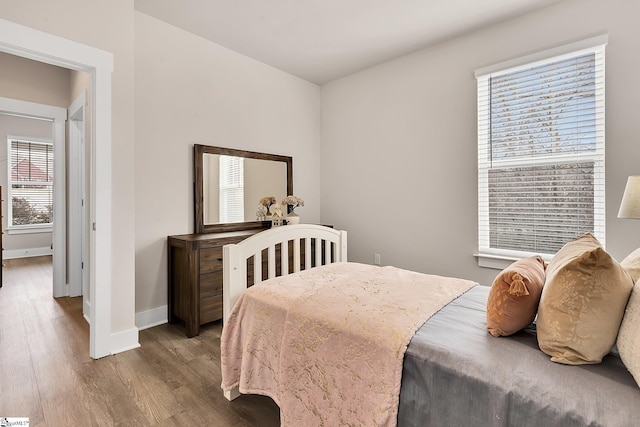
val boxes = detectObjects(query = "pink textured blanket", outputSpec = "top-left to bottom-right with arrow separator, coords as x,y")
221,262 -> 475,426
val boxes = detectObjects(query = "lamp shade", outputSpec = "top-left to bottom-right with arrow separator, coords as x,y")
618,176 -> 640,219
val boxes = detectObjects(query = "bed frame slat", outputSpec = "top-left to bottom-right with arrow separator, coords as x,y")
314,238 -> 322,266
268,245 -> 276,279
325,241 -> 331,264
281,240 -> 289,275
254,252 -> 262,283
293,238 -> 301,273
305,238 -> 312,269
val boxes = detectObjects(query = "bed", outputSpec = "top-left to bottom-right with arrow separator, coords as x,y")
220,224 -> 640,426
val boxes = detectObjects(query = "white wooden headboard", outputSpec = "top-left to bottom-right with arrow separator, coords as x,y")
222,224 -> 348,323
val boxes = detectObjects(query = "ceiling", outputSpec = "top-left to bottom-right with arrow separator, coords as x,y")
134,0 -> 564,85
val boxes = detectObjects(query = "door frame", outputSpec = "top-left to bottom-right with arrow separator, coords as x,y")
0,18 -> 114,358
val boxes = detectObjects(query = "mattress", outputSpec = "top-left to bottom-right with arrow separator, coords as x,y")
398,285 -> 640,427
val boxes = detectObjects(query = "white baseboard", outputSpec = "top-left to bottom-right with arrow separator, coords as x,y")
136,305 -> 168,331
84,306 -> 167,355
4,246 -> 53,259
111,327 -> 140,355
83,300 -> 91,324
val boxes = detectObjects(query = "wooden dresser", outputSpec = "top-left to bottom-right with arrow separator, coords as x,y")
168,229 -> 264,337
168,224 -> 331,337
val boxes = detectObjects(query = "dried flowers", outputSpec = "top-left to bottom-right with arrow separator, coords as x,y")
260,196 -> 276,208
282,195 -> 304,210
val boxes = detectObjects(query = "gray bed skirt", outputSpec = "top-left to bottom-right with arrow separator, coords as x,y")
398,285 -> 640,427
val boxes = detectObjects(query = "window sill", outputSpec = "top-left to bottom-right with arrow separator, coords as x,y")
474,252 -> 553,270
7,225 -> 53,235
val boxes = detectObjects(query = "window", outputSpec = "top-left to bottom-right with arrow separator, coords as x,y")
476,36 -> 606,264
219,155 -> 244,222
8,138 -> 54,230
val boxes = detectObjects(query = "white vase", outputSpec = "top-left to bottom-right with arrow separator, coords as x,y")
287,211 -> 300,225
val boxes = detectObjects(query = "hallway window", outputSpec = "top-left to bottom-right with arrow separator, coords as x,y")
7,138 -> 54,229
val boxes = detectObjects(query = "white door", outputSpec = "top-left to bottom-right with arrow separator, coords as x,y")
68,92 -> 88,320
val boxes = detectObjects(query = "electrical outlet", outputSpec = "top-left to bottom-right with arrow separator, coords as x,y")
374,253 -> 381,266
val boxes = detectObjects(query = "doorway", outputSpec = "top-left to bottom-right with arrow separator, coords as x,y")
0,17 -> 115,358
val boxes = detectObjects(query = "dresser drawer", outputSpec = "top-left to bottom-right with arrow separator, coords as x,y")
200,271 -> 223,298
199,247 -> 223,274
200,271 -> 223,324
200,296 -> 223,324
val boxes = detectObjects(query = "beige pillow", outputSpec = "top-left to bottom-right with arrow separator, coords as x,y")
621,246 -> 640,284
537,233 -> 634,365
486,256 -> 546,337
617,280 -> 640,387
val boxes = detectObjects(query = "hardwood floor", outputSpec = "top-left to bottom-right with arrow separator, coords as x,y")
0,256 -> 280,426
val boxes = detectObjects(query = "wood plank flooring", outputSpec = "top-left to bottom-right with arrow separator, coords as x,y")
0,256 -> 280,426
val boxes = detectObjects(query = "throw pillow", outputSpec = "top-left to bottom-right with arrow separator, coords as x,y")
486,256 -> 546,337
621,246 -> 640,284
617,280 -> 640,387
537,233 -> 634,365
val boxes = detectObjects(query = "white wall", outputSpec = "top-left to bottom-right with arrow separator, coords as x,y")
321,0 -> 640,286
1,0 -> 136,335
134,12 -> 321,314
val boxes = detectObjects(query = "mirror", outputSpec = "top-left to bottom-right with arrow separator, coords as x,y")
194,144 -> 293,233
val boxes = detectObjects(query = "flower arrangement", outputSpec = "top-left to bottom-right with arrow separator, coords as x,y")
257,196 -> 277,221
282,195 -> 304,213
260,196 -> 276,209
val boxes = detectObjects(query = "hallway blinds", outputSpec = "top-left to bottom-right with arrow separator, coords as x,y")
8,139 -> 54,227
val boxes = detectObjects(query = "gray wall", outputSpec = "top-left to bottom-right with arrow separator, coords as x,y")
320,0 -> 640,286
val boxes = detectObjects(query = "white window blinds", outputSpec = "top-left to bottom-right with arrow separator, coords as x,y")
8,139 -> 54,227
219,155 -> 244,223
477,39 -> 606,260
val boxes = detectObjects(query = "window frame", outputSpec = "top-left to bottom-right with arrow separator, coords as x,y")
7,135 -> 54,234
475,35 -> 607,268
